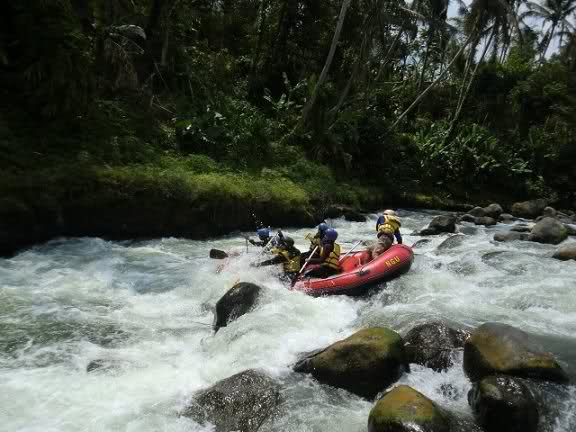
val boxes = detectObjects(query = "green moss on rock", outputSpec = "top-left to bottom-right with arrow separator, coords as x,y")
368,385 -> 449,432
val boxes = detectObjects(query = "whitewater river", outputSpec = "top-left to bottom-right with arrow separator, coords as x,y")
1,210 -> 575,431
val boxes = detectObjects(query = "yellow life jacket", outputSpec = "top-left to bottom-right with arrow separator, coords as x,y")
377,215 -> 401,236
279,249 -> 301,273
321,243 -> 341,270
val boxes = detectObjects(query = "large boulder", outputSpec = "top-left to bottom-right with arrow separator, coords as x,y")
412,239 -> 432,249
344,209 -> 367,222
483,203 -> 503,219
182,369 -> 280,432
468,375 -> 539,432
294,328 -> 408,399
542,206 -> 557,218
436,235 -> 466,251
493,231 -> 529,242
528,217 -> 568,245
368,385 -> 450,432
468,207 -> 486,218
564,224 -> 576,236
460,214 -> 477,223
214,282 -> 263,331
474,217 -> 497,226
463,322 -> 568,383
420,215 -> 457,235
552,244 -> 576,261
404,322 -> 469,372
511,199 -> 547,219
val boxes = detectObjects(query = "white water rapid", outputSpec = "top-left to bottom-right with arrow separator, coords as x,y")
1,210 -> 575,431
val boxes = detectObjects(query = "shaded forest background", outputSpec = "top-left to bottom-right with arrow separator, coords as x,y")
1,0 -> 575,233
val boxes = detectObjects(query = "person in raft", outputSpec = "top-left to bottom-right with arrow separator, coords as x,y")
247,227 -> 272,247
372,210 -> 402,258
253,237 -> 301,281
304,228 -> 341,279
302,222 -> 328,260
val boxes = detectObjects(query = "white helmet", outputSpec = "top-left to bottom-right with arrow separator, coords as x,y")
383,209 -> 397,216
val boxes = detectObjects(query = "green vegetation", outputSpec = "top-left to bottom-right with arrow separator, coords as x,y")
1,0 -> 575,251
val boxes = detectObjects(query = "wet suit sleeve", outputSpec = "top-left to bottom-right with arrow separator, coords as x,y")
394,230 -> 403,244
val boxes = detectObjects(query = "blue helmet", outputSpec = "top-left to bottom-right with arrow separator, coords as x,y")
318,222 -> 329,233
257,228 -> 270,239
324,228 -> 338,241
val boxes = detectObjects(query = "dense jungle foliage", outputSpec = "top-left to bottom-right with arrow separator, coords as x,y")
1,0 -> 575,217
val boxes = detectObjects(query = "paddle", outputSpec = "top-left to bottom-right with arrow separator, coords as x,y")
291,246 -> 319,286
340,240 -> 363,261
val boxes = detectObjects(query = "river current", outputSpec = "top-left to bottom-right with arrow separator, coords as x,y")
1,210 -> 575,431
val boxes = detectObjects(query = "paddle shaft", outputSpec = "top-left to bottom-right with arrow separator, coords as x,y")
293,246 -> 319,283
340,240 -> 363,261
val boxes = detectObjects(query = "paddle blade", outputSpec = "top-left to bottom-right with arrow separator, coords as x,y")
210,249 -> 229,259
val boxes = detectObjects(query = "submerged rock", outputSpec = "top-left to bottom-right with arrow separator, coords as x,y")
460,214 -> 477,223
368,385 -> 450,432
182,369 -> 280,432
420,215 -> 457,235
437,235 -> 466,250
475,216 -> 497,226
344,209 -> 366,222
404,322 -> 469,371
493,231 -> 529,242
511,199 -> 547,219
463,322 -> 568,383
510,224 -> 532,233
552,244 -> 576,261
294,328 -> 408,399
86,358 -> 132,373
214,282 -> 263,331
499,213 -> 515,223
528,217 -> 568,245
468,375 -> 539,432
412,239 -> 432,249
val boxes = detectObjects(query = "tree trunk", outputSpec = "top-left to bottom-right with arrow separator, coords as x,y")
295,0 -> 353,133
418,28 -> 434,90
541,21 -> 557,62
391,30 -> 477,130
251,0 -> 269,72
443,26 -> 496,145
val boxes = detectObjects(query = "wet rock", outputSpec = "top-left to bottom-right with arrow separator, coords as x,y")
499,213 -> 515,223
420,215 -> 457,235
468,207 -> 486,218
294,328 -> 408,399
412,239 -> 432,249
468,375 -> 539,432
86,358 -> 132,373
552,244 -> 576,261
564,224 -> 576,236
475,217 -> 497,226
542,206 -> 557,218
528,217 -> 568,245
511,199 -> 547,219
344,209 -> 366,222
483,203 -> 503,219
459,225 -> 478,235
460,214 -> 477,223
437,235 -> 466,250
463,322 -> 569,383
493,231 -> 529,242
510,224 -> 532,233
368,385 -> 450,432
404,322 -> 469,371
214,282 -> 263,331
182,369 -> 280,432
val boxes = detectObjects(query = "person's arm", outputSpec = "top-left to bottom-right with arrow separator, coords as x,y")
394,229 -> 403,244
308,244 -> 332,264
256,255 -> 285,267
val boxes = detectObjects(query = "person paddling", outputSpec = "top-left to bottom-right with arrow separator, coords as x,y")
253,237 -> 301,282
371,210 -> 402,259
304,228 -> 341,279
302,222 -> 328,261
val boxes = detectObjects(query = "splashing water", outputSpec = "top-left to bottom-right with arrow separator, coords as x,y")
1,210 -> 575,431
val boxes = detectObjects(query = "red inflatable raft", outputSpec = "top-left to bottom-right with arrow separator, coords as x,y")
292,244 -> 413,296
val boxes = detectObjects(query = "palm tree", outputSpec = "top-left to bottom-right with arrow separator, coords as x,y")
523,0 -> 576,60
